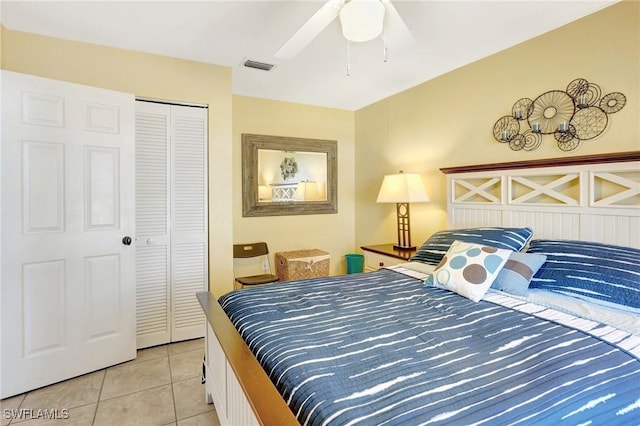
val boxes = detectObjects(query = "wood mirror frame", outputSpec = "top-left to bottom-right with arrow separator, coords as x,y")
242,133 -> 338,217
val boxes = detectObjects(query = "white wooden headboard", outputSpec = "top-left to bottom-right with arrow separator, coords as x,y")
441,152 -> 640,249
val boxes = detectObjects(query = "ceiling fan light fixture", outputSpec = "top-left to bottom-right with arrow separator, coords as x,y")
339,0 -> 385,43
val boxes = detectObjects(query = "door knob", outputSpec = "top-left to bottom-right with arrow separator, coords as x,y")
122,236 -> 132,246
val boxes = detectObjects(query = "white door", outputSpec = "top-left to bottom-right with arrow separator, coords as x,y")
135,101 -> 207,349
1,71 -> 136,398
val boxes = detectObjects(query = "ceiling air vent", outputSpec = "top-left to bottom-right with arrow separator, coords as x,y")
243,59 -> 275,72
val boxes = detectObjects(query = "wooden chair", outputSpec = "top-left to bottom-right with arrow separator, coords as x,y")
233,242 -> 279,289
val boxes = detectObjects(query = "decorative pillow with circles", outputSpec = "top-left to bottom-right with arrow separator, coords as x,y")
425,240 -> 512,302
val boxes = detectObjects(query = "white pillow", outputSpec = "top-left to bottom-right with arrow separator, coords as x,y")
425,240 -> 511,302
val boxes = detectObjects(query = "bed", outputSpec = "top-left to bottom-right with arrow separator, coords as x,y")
198,151 -> 640,425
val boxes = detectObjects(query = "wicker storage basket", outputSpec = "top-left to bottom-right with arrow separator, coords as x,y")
275,249 -> 330,281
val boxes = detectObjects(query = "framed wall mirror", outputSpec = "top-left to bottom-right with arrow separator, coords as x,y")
242,133 -> 338,217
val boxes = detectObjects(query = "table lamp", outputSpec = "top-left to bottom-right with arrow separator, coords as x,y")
376,170 -> 430,250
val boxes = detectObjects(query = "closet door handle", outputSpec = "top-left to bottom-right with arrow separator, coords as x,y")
122,236 -> 132,246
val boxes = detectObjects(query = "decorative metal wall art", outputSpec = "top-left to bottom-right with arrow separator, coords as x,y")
493,78 -> 626,152
280,157 -> 298,180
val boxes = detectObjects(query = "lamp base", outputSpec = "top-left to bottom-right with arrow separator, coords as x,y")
393,244 -> 416,251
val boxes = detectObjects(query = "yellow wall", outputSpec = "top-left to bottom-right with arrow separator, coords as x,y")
354,1 -> 640,250
1,27 -> 235,296
232,96 -> 355,275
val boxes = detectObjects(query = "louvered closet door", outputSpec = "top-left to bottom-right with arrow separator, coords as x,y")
136,102 -> 171,348
135,101 -> 208,349
170,105 -> 208,342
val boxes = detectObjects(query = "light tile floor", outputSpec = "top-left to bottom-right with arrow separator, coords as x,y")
1,338 -> 221,425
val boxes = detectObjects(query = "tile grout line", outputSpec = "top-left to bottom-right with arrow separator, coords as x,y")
92,368 -> 108,425
8,393 -> 26,425
168,350 -> 179,424
97,360 -> 174,403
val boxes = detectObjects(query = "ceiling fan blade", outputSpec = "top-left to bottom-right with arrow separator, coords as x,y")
380,0 -> 415,55
275,0 -> 343,59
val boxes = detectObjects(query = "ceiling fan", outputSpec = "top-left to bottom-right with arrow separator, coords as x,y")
274,0 -> 415,59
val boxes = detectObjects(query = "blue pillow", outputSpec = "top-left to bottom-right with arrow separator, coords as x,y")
527,239 -> 640,311
490,252 -> 547,296
411,227 -> 534,266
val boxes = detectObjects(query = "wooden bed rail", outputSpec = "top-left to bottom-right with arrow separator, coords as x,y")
197,292 -> 299,425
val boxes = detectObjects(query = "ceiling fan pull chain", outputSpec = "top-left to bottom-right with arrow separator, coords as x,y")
347,40 -> 351,76
383,26 -> 388,62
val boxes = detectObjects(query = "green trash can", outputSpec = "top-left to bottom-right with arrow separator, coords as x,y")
345,253 -> 365,274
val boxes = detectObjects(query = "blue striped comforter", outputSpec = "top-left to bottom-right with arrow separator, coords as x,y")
219,269 -> 640,425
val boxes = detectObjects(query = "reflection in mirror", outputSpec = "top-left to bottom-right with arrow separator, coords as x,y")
258,150 -> 327,202
242,134 -> 337,217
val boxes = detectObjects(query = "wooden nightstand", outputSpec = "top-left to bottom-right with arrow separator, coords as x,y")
360,244 -> 417,272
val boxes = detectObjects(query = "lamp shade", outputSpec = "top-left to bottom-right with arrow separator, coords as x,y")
376,172 -> 430,203
258,185 -> 270,200
296,181 -> 321,201
339,0 -> 385,43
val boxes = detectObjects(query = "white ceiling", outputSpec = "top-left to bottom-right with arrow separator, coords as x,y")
0,0 -> 617,111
